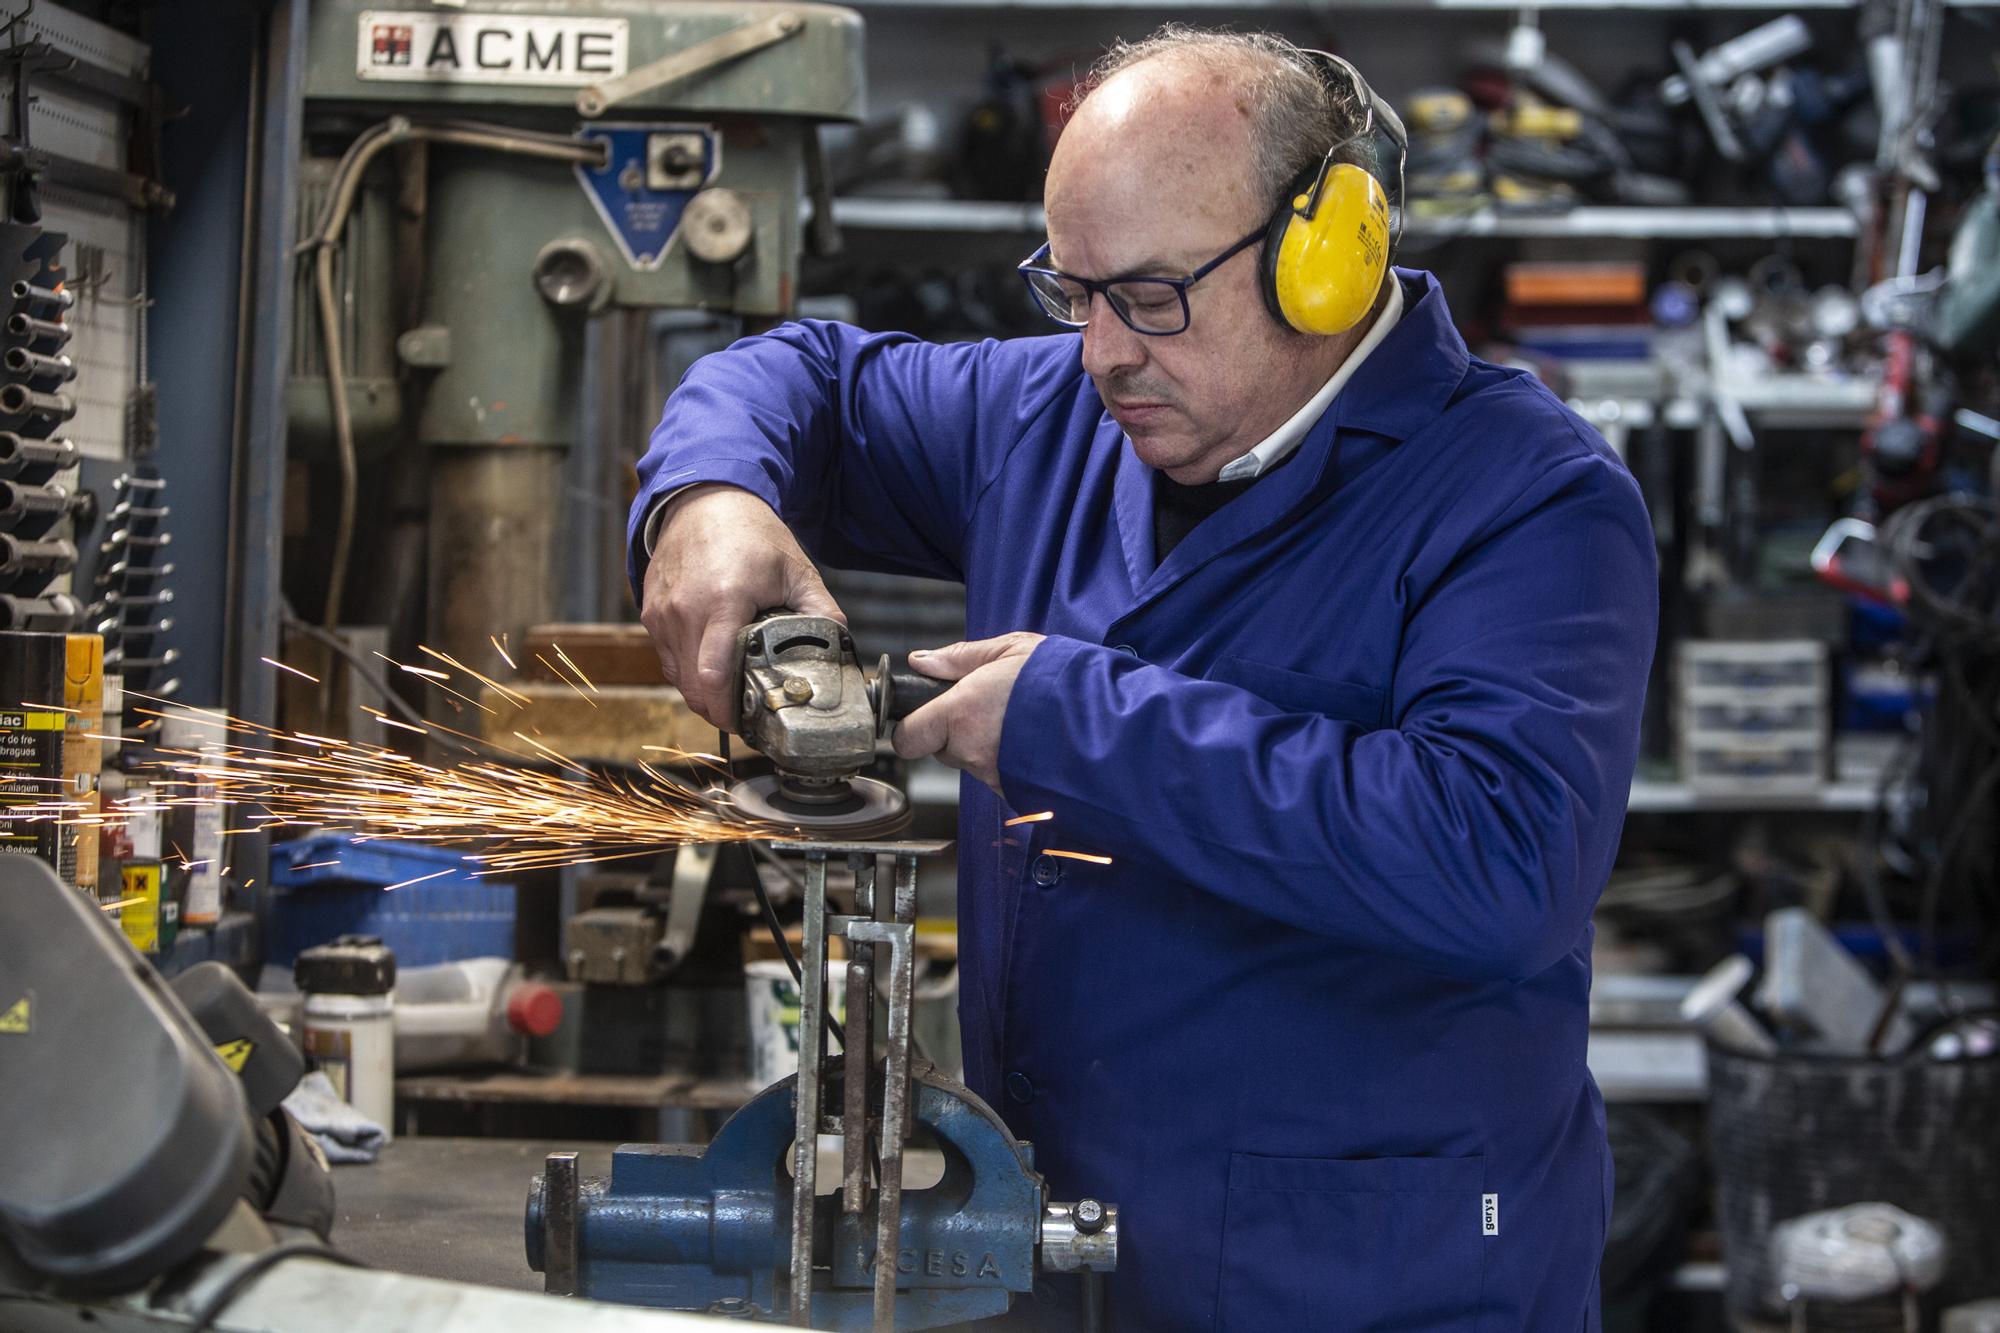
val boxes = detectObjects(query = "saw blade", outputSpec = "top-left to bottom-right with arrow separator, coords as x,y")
726,773 -> 912,838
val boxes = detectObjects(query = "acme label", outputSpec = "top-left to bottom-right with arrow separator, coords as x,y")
356,11 -> 628,86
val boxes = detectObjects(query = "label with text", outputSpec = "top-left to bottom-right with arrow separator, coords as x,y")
356,12 -> 628,86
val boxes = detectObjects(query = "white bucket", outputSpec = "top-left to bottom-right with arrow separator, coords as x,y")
302,990 -> 396,1139
745,959 -> 847,1088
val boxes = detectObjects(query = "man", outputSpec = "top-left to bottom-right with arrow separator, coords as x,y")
633,28 -> 1655,1331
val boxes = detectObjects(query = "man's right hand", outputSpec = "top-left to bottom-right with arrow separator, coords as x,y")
639,483 -> 846,730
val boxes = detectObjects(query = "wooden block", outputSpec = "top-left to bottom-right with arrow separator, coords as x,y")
478,682 -> 718,768
521,623 -> 664,687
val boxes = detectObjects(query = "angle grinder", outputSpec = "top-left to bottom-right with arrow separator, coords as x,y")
725,611 -> 949,837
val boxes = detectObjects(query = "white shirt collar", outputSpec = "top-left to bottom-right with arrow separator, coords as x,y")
1212,277 -> 1405,483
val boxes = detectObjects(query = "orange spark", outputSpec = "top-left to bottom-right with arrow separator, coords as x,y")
262,656 -> 321,684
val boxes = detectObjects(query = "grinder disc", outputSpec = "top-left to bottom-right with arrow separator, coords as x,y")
725,774 -> 912,838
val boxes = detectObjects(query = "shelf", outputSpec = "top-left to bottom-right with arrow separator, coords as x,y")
1412,206 -> 1856,239
828,198 -> 1858,241
847,0 -> 1993,9
1626,779 -> 1878,812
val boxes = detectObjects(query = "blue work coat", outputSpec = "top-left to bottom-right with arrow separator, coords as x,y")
629,270 -> 1657,1331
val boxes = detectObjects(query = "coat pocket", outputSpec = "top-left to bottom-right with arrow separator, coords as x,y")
1208,655 -> 1387,728
1216,1153 -> 1485,1331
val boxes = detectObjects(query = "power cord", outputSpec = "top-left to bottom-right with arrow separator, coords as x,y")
186,1243 -> 370,1332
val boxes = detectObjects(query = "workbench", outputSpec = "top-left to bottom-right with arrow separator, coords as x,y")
395,1070 -> 755,1141
330,1138 -> 615,1290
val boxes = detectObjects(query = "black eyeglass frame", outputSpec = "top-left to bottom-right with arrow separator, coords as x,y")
1015,224 -> 1266,337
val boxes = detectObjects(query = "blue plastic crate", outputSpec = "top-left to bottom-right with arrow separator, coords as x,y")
265,834 -> 514,968
271,832 -> 487,890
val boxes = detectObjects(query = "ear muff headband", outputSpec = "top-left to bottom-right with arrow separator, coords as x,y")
1261,53 -> 1407,337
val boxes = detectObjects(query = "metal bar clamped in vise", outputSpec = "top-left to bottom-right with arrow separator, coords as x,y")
527,839 -> 1118,1331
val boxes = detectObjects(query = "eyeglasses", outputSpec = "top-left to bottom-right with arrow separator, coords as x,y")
1016,225 -> 1266,336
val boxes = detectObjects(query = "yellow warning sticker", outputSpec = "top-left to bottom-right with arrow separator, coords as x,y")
214,1038 -> 255,1073
0,994 -> 30,1034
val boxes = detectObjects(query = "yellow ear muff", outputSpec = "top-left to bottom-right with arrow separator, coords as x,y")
1270,162 -> 1391,336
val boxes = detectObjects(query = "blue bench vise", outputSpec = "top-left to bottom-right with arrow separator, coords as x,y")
526,840 -> 1117,1329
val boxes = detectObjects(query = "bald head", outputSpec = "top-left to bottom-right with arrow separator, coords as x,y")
1048,53 -> 1268,245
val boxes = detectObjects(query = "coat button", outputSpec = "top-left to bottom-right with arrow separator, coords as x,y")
1006,1071 -> 1035,1104
1113,644 -> 1139,657
1030,854 -> 1062,887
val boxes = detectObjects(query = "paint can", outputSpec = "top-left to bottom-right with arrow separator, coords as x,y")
297,935 -> 397,1138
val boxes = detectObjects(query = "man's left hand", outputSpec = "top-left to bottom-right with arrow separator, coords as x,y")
891,633 -> 1046,794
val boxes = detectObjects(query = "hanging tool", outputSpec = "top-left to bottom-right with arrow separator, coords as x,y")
726,612 -> 950,836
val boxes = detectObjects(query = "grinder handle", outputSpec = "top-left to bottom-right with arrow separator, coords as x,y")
882,666 -> 951,721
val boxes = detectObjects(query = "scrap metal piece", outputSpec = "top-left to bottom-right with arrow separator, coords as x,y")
842,854 -> 877,1217
1680,954 -> 1777,1056
541,1150 -> 579,1297
788,849 -> 831,1325
1754,908 -> 1915,1055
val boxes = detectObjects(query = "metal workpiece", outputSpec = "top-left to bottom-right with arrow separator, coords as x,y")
541,1151 -> 580,1297
842,854 -> 877,1219
1039,1201 -> 1120,1273
787,848 -> 833,1324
